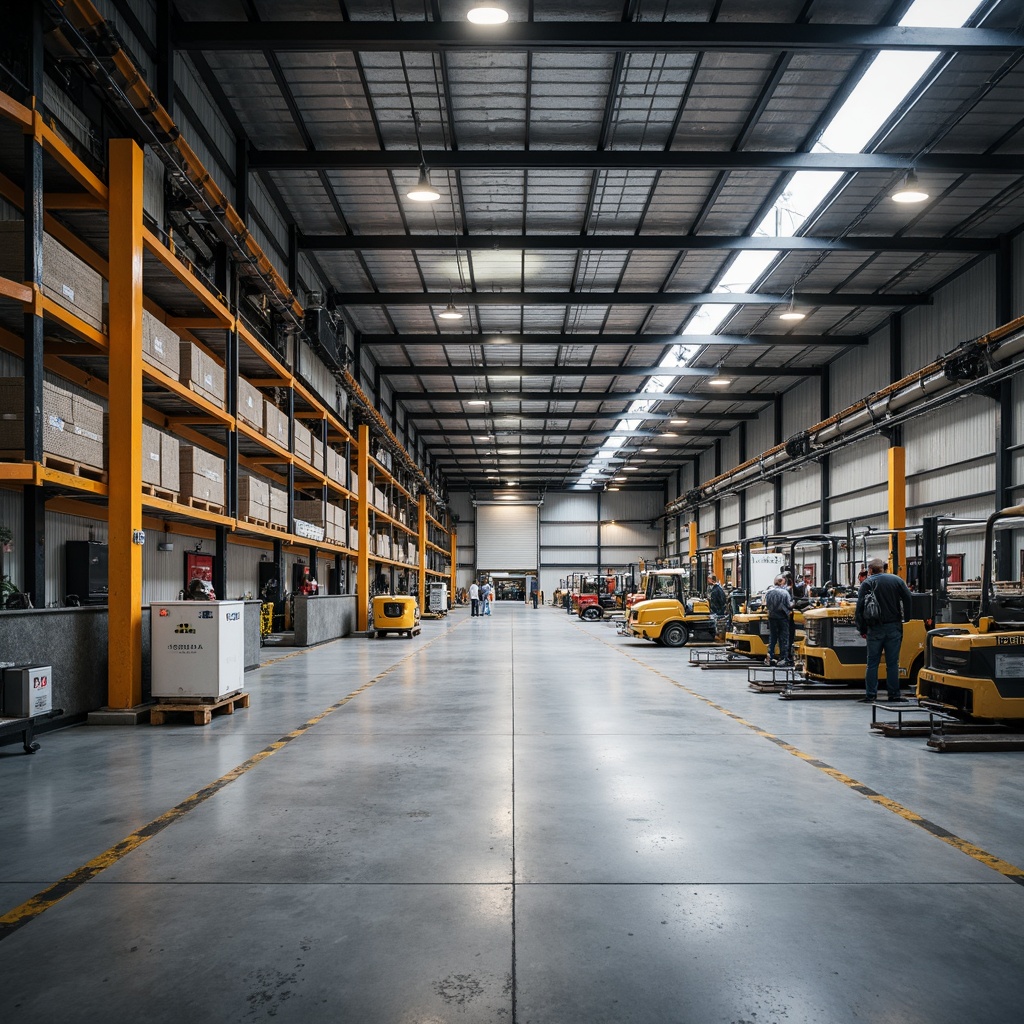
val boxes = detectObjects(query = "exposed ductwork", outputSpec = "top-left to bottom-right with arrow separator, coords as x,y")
666,314 -> 1024,518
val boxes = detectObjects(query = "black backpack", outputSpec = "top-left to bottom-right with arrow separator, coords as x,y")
862,583 -> 882,625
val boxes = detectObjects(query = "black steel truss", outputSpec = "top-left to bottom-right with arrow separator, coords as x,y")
362,332 -> 865,347
378,364 -> 819,378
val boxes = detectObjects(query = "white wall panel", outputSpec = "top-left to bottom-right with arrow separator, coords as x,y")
543,492 -> 598,522
542,523 -> 599,547
746,406 -> 775,458
783,378 -> 820,436
829,436 -> 888,509
600,522 -> 658,553
902,258 -> 997,369
720,494 -> 741,534
780,463 -> 820,514
828,487 -> 887,529
908,461 -> 994,514
829,324 -> 890,411
599,490 -> 664,521
544,548 -> 603,565
177,54 -> 236,179
743,481 -> 775,536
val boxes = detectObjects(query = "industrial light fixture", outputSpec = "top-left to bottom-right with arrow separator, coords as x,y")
660,431 -> 678,437
467,397 -> 487,405
623,466 -> 639,472
407,165 -> 441,202
641,447 -> 659,453
891,170 -> 929,204
467,3 -> 509,24
708,377 -> 732,387
779,292 -> 806,321
438,301 -> 463,320
607,486 -> 620,491
670,418 -> 688,425
407,110 -> 441,202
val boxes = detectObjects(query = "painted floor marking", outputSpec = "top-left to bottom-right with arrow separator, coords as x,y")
0,620 -> 465,942
589,624 -> 1024,886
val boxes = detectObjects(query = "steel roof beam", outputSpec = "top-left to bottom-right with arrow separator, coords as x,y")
336,291 -> 928,307
415,426 -> 728,438
253,149 -> 1021,174
174,22 -> 1024,54
393,390 -> 766,407
380,364 -> 817,378
406,412 -> 734,428
363,332 -> 865,347
305,233 -> 996,253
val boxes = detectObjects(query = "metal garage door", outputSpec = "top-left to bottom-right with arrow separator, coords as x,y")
476,503 -> 539,570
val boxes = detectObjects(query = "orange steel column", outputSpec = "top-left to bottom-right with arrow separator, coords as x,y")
688,521 -> 697,559
449,520 -> 457,600
418,494 -> 427,612
356,423 -> 370,631
106,139 -> 144,709
712,548 -> 725,581
888,445 -> 907,578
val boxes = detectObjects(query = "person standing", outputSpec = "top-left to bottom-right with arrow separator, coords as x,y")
855,557 -> 914,702
469,580 -> 480,617
707,574 -> 728,634
530,577 -> 539,609
480,578 -> 492,615
764,575 -> 794,666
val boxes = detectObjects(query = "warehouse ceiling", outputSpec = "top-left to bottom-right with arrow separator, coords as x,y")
165,0 -> 1024,495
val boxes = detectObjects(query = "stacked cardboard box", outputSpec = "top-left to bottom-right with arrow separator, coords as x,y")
142,423 -> 162,486
264,401 -> 289,449
312,435 -> 324,472
142,309 -> 180,378
293,421 -> 312,465
238,473 -> 270,521
237,378 -> 264,431
269,483 -> 288,528
0,223 -> 104,331
161,431 -> 180,492
293,498 -> 325,530
326,447 -> 346,485
179,342 -> 225,408
138,424 -> 180,492
179,445 -> 225,506
0,377 -> 104,468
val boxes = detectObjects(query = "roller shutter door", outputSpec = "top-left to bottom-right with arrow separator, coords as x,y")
477,504 -> 539,570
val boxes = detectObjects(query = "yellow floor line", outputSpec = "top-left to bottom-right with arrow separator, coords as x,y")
591,624 -> 1024,886
0,620 -> 464,943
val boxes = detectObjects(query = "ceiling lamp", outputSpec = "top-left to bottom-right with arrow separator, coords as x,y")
660,431 -> 679,437
891,170 -> 929,204
708,377 -> 732,387
467,3 -> 509,24
407,165 -> 441,202
641,447 -> 659,453
467,397 -> 487,406
438,301 -> 463,320
779,293 -> 806,322
670,418 -> 688,425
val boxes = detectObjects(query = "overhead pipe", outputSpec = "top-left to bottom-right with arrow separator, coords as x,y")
666,313 -> 1024,517
43,0 -> 438,501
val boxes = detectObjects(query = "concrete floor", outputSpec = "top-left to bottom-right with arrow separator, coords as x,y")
1,604 -> 1023,1023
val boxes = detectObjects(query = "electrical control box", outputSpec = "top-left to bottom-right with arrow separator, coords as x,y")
150,600 -> 244,700
2,665 -> 52,717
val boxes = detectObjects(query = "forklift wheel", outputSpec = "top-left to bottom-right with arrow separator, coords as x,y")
580,606 -> 602,622
661,622 -> 689,648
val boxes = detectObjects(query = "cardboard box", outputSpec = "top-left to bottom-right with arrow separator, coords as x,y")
0,377 -> 103,468
142,423 -> 162,486
294,498 -> 326,527
326,447 -> 346,485
312,435 -> 324,472
179,444 -> 225,506
264,401 -> 288,449
142,309 -> 180,378
0,223 -> 104,331
269,484 -> 288,528
238,378 -> 264,431
160,431 -> 179,492
293,421 -> 312,465
238,473 -> 271,520
179,342 -> 225,408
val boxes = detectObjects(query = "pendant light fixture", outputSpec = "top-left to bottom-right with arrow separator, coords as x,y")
779,290 -> 806,321
467,3 -> 509,24
438,300 -> 463,320
406,110 -> 441,203
891,170 -> 929,204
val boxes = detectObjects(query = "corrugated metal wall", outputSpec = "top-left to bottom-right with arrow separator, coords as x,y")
176,54 -> 236,184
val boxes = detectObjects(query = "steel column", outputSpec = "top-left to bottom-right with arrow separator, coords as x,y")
214,526 -> 227,601
888,446 -> 907,579
994,234 -> 1014,579
356,423 -> 370,631
106,139 -> 145,710
773,398 -> 783,535
418,494 -> 427,611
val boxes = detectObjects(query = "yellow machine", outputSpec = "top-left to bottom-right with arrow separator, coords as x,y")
917,505 -> 1024,720
623,568 -> 717,647
801,599 -> 928,689
728,607 -> 807,660
368,595 -> 421,639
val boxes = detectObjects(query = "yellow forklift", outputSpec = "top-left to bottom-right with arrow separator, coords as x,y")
797,517 -> 981,697
917,505 -> 1024,724
726,534 -> 839,662
621,566 -> 717,647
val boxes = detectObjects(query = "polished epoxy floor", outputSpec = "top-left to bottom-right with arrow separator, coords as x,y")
1,604 -> 1023,1022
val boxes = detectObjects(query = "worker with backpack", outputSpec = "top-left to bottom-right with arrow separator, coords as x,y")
854,558 -> 915,703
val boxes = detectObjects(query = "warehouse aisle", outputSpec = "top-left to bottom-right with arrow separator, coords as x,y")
2,605 -> 1023,1023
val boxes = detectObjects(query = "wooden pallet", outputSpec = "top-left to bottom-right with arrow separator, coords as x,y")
266,521 -> 288,533
180,495 -> 226,515
150,690 -> 250,726
241,514 -> 270,528
0,451 -> 107,481
142,483 -> 178,501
